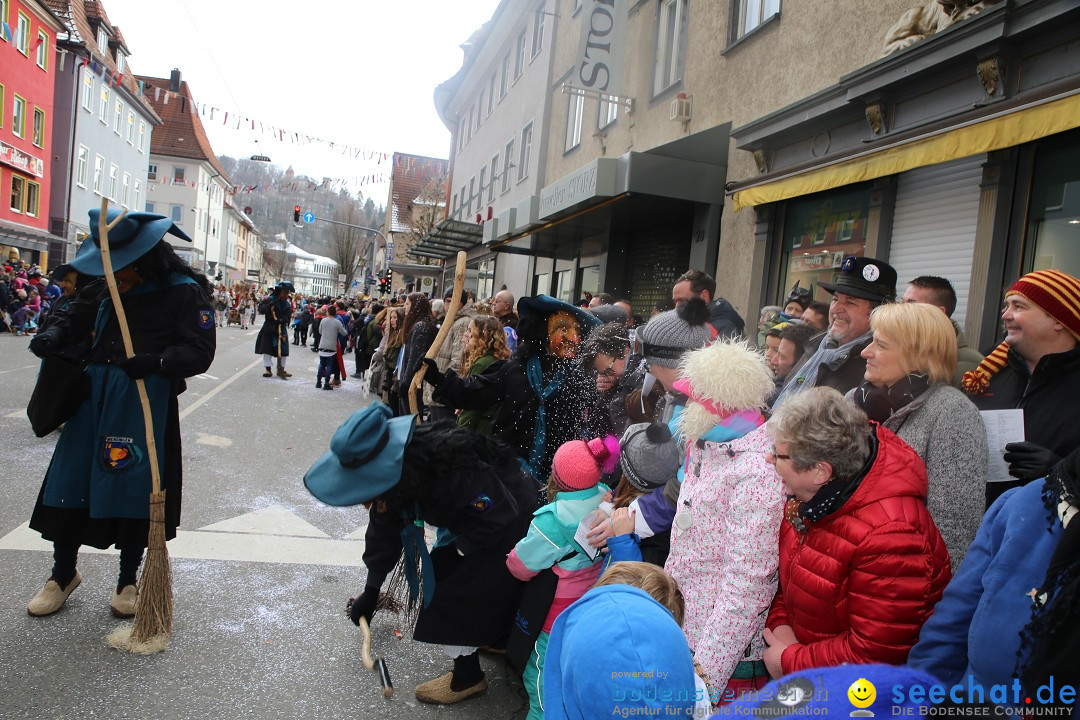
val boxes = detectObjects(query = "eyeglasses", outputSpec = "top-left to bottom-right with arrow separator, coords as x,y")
769,446 -> 791,461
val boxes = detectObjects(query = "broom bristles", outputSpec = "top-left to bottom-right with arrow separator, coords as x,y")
108,490 -> 172,654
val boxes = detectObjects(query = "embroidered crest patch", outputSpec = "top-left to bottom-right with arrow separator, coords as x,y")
101,436 -> 141,471
469,494 -> 493,513
198,310 -> 214,329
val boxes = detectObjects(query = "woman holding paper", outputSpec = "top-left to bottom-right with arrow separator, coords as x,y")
847,302 -> 986,567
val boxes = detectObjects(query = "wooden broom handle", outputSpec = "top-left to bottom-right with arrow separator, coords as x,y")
98,198 -> 164,496
408,250 -> 467,417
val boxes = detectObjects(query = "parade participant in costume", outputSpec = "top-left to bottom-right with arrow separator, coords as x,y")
664,339 -> 785,702
506,435 -> 618,720
25,208 -> 215,618
255,281 -> 293,379
961,269 -> 1080,507
304,404 -> 538,705
423,295 -> 601,482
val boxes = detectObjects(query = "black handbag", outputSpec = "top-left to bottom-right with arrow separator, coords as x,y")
26,353 -> 89,437
506,551 -> 576,675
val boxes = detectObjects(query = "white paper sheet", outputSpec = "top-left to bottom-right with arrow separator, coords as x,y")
574,510 -> 603,559
980,409 -> 1026,483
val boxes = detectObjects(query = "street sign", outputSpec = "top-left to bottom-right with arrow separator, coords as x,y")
337,273 -> 346,281
337,281 -> 345,290
352,280 -> 359,287
303,211 -> 315,224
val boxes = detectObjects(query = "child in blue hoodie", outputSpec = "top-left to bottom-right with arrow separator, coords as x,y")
507,435 -> 619,720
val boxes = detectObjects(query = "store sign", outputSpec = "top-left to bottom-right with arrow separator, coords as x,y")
575,0 -> 627,101
791,251 -> 846,273
539,158 -> 618,219
0,141 -> 45,178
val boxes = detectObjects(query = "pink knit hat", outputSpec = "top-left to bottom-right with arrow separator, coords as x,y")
551,436 -> 620,491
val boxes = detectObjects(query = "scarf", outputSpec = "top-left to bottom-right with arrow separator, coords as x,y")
400,515 -> 436,609
774,330 -> 872,408
852,373 -> 932,424
525,355 -> 566,478
784,429 -> 878,534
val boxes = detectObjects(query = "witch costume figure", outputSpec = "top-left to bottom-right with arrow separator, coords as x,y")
255,281 -> 293,378
25,209 -> 216,619
421,294 -> 601,483
304,404 -> 538,704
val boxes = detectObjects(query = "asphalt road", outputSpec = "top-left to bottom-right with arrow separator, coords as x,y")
0,325 -> 528,720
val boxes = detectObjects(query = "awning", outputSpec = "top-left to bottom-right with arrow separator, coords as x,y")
0,218 -> 65,251
410,217 -> 483,260
731,89 -> 1080,212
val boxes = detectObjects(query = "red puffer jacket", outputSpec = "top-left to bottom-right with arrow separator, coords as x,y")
766,424 -> 951,674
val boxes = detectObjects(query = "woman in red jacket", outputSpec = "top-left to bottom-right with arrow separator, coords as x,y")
762,387 -> 951,677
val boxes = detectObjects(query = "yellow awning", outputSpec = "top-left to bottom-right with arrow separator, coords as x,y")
732,91 -> 1080,212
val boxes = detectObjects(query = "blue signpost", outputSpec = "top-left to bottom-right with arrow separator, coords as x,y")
303,211 -> 315,224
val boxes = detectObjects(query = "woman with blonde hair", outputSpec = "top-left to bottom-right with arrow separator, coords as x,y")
457,315 -> 511,435
848,301 -> 986,567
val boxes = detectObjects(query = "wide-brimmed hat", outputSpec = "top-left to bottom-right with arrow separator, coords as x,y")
274,281 -> 295,294
818,256 -> 897,302
304,403 -> 416,506
518,294 -> 601,331
71,208 -> 193,276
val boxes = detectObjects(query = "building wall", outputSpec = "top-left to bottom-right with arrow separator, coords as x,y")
143,154 -> 225,272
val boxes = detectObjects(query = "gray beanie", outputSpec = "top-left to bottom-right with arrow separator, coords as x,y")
637,297 -> 712,368
620,422 -> 682,491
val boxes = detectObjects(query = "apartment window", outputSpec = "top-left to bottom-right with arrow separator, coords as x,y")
97,27 -> 107,53
734,0 -> 781,39
121,172 -> 130,207
12,94 -> 25,138
475,92 -> 483,132
76,145 -> 89,187
518,123 -> 533,182
10,175 -> 25,212
147,163 -> 157,181
502,139 -> 515,193
15,11 -> 28,55
93,155 -> 104,194
468,177 -> 476,216
126,111 -> 134,143
99,87 -> 109,123
487,74 -> 496,114
173,166 -> 185,184
599,95 -> 619,129
466,107 -> 473,141
145,201 -> 155,213
81,69 -> 93,110
478,167 -> 487,209
113,100 -> 121,134
32,107 -> 44,147
532,5 -> 546,57
460,184 -> 468,216
514,31 -> 527,80
134,180 -> 141,210
489,154 -> 499,202
138,122 -> 146,153
500,51 -> 511,98
565,91 -> 584,152
654,0 -> 687,94
452,193 -> 458,218
171,204 -> 182,222
35,31 -> 47,69
25,180 -> 39,217
0,1 -> 6,38
108,164 -> 118,200
116,51 -> 125,74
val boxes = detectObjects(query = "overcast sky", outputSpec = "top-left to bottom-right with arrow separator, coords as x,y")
101,0 -> 502,201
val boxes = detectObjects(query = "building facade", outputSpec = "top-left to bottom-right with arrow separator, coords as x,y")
221,194 -> 258,285
137,69 -> 229,276
1,0 -> 65,268
381,152 -> 449,297
44,0 -> 159,264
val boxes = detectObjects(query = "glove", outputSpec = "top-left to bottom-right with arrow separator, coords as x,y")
28,330 -> 59,358
420,357 -> 445,387
346,585 -> 381,626
1003,442 -> 1061,482
117,353 -> 163,379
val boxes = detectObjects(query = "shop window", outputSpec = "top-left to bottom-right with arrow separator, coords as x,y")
653,0 -> 687,95
778,183 -> 871,300
1024,129 -> 1080,278
732,0 -> 781,42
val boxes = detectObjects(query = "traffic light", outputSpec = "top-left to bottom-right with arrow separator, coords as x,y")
293,205 -> 301,223
385,268 -> 393,290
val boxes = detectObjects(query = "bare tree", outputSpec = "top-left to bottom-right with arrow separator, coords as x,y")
262,241 -> 295,285
403,171 -> 448,265
328,202 -> 373,290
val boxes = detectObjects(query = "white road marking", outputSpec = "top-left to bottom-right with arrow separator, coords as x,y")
194,373 -> 220,380
0,364 -> 36,375
178,358 -> 263,420
197,505 -> 328,537
195,432 -> 233,447
344,524 -> 369,540
246,330 -> 259,336
4,410 -> 24,419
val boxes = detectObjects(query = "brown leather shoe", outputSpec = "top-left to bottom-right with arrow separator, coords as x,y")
111,585 -> 137,618
277,369 -> 289,379
262,368 -> 272,377
27,570 -> 82,617
415,672 -> 487,704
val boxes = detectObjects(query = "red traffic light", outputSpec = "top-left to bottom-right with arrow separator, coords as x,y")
294,205 -> 301,212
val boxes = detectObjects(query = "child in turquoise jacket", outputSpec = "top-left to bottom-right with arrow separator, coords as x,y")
507,435 -> 620,720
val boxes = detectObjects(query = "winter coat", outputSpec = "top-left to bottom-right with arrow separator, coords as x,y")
783,330 -> 872,399
907,479 -> 1060,695
433,355 -> 595,480
457,353 -> 501,436
254,296 -> 291,357
317,315 -> 346,351
435,303 -> 477,375
971,344 -> 1080,506
952,321 -> 982,388
766,424 -> 952,674
357,319 -> 382,373
665,423 -> 785,694
507,485 -> 608,632
708,297 -> 745,339
846,383 -> 987,569
398,319 -> 436,401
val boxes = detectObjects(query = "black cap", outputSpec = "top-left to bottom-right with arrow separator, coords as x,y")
818,256 -> 897,302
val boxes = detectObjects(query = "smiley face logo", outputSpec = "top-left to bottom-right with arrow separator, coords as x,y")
848,678 -> 876,716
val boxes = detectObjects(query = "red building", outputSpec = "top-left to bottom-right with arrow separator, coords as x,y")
0,0 -> 64,269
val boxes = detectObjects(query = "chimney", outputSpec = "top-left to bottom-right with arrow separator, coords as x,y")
169,68 -> 182,93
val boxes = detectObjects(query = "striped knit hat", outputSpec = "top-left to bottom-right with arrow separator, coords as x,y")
962,269 -> 1080,395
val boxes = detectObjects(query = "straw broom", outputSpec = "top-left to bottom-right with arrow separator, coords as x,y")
97,198 -> 173,654
408,250 -> 467,418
